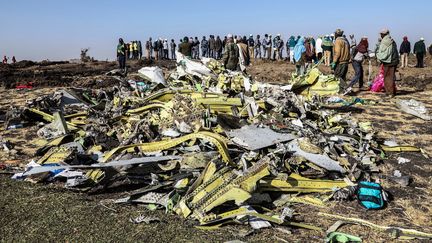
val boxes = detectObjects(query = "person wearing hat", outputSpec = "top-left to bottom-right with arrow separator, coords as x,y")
222,34 -> 240,71
247,34 -> 255,59
376,28 -> 399,97
413,37 -> 426,68
331,29 -> 350,88
399,36 -> 411,68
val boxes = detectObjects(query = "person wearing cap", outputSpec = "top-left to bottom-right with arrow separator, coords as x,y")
322,35 -> 333,66
254,35 -> 262,59
222,34 -> 240,71
376,29 -> 399,97
179,36 -> 193,58
247,34 -> 255,59
413,37 -> 426,68
331,29 -> 350,87
116,38 -> 126,72
399,36 -> 411,68
201,36 -> 209,58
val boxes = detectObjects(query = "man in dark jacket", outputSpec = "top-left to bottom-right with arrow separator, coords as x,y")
247,34 -> 255,59
215,36 -> 223,59
413,38 -> 426,68
178,37 -> 193,58
222,34 -> 239,71
201,36 -> 209,58
117,38 -> 126,72
399,36 -> 411,68
209,35 -> 216,58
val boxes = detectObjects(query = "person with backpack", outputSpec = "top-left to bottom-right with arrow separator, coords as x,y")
222,34 -> 239,71
376,29 -> 399,97
399,36 -> 411,68
413,37 -> 426,68
343,37 -> 369,95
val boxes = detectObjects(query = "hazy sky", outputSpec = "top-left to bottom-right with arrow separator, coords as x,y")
1,0 -> 431,61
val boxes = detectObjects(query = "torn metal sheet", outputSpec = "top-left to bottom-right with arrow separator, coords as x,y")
23,155 -> 181,176
227,125 -> 297,151
396,99 -> 432,120
177,157 -> 270,220
287,139 -> 346,173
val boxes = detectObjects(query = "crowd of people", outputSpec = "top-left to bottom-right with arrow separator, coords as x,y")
2,55 -> 16,64
115,29 -> 432,98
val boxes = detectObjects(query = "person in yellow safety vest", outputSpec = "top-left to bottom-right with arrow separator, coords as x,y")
133,41 -> 138,59
129,42 -> 134,59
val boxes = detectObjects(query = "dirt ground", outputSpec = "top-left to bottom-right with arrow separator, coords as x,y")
1,56 -> 432,242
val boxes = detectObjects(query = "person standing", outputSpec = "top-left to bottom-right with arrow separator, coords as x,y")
399,36 -> 411,68
170,39 -> 177,60
278,36 -> 284,60
413,37 -> 426,68
209,35 -> 216,58
222,34 -> 239,71
163,39 -> 169,59
237,36 -> 250,72
247,34 -> 255,59
344,37 -> 369,94
255,35 -> 262,59
153,39 -> 160,60
117,38 -> 126,72
331,29 -> 350,87
12,56 -> 16,64
138,41 -> 143,59
146,38 -> 153,60
322,35 -> 333,66
201,36 -> 209,58
315,36 -> 323,61
288,36 -> 296,63
429,44 -> 432,56
2,56 -> 7,64
293,37 -> 306,76
215,36 -> 223,59
192,37 -> 200,59
265,34 -> 272,59
178,36 -> 193,58
129,42 -> 134,59
376,29 -> 399,97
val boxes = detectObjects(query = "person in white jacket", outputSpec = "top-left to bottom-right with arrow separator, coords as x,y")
315,36 -> 323,61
